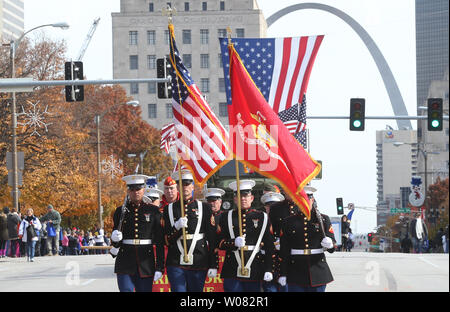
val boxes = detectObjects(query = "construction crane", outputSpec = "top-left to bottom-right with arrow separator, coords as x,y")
76,17 -> 100,61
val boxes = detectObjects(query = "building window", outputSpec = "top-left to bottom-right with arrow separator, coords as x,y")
130,83 -> 139,94
182,30 -> 191,44
183,54 -> 192,68
147,30 -> 156,45
200,29 -> 209,44
202,2 -> 207,11
129,31 -> 138,45
148,104 -> 157,119
165,30 -> 170,45
236,28 -> 245,38
219,103 -> 228,117
166,103 -> 173,118
148,82 -> 156,94
219,78 -> 225,92
220,1 -> 225,11
218,53 -> 223,68
218,29 -> 227,38
130,55 -> 138,70
184,2 -> 189,11
147,55 -> 156,69
149,2 -> 154,12
200,78 -> 209,93
200,54 -> 209,69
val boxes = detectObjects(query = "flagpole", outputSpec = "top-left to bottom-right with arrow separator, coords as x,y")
235,158 -> 247,276
228,28 -> 247,276
164,6 -> 189,263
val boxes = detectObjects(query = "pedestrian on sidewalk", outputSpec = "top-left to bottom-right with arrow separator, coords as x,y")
0,208 -> 9,258
6,208 -> 21,257
18,208 -> 41,262
40,204 -> 61,256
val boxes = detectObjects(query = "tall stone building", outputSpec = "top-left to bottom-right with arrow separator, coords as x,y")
112,0 -> 267,129
0,0 -> 24,42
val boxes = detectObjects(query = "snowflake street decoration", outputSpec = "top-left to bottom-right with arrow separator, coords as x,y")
102,154 -> 123,179
17,100 -> 52,137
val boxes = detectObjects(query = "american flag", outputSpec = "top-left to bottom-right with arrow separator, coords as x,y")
278,94 -> 307,149
168,24 -> 230,185
220,36 -> 323,114
160,123 -> 176,154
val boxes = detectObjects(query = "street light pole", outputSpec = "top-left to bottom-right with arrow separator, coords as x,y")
95,100 -> 139,228
8,22 -> 69,212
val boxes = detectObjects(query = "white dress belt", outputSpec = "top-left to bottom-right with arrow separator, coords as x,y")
291,248 -> 324,255
185,233 -> 204,240
122,239 -> 152,245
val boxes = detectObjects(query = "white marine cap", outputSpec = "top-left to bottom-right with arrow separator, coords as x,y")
122,174 -> 149,188
261,192 -> 285,205
228,179 -> 256,194
171,169 -> 194,182
205,188 -> 225,198
304,186 -> 317,195
144,187 -> 163,199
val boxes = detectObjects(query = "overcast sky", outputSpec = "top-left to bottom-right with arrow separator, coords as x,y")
24,0 -> 417,234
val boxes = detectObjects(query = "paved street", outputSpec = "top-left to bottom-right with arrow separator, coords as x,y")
0,252 -> 448,292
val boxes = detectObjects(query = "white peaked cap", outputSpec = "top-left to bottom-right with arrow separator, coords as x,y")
205,188 -> 225,198
144,187 -> 163,198
171,169 -> 194,181
228,179 -> 256,192
304,186 -> 317,194
122,174 -> 150,186
261,192 -> 285,204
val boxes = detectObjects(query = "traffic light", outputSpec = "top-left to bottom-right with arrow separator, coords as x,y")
157,57 -> 173,99
427,98 -> 443,131
367,232 -> 373,243
336,197 -> 344,215
65,61 -> 84,102
349,98 -> 365,131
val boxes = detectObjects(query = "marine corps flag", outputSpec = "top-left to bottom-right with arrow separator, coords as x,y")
227,43 -> 321,218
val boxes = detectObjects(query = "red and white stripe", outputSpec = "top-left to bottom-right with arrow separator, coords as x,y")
172,84 -> 229,184
160,123 -> 176,154
268,35 -> 324,113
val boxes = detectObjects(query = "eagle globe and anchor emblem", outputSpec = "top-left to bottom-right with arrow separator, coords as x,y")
409,176 -> 425,207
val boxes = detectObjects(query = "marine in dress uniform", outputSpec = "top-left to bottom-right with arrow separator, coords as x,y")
110,174 -> 165,292
160,176 -> 179,212
260,191 -> 286,292
162,170 -> 219,292
218,180 -> 276,292
278,186 -> 336,292
205,188 -> 225,225
143,179 -> 164,208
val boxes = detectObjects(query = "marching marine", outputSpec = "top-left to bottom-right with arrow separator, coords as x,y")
205,187 -> 226,225
278,186 -> 335,292
217,180 -> 276,292
110,174 -> 165,292
162,170 -> 219,292
260,191 -> 286,292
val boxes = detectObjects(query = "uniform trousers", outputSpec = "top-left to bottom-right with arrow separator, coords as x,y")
288,284 -> 326,292
262,280 -> 288,292
223,279 -> 261,292
116,268 -> 154,292
166,266 -> 207,292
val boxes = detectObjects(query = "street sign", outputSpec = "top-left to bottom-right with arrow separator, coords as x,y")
390,207 -> 411,214
348,203 -> 354,210
8,171 -> 23,186
6,151 -> 24,170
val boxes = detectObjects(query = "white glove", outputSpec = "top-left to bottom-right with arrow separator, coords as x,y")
111,230 -> 123,242
235,235 -> 246,248
175,217 -> 188,231
153,271 -> 163,282
109,247 -> 120,256
263,272 -> 273,282
278,276 -> 287,286
321,237 -> 334,249
274,238 -> 280,251
207,269 -> 218,278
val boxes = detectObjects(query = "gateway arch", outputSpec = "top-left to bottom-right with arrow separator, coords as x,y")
267,3 -> 412,130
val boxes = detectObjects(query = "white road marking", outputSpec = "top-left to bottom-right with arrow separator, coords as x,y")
81,279 -> 96,286
419,257 -> 439,268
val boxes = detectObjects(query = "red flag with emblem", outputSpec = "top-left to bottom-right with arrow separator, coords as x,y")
227,43 -> 321,218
